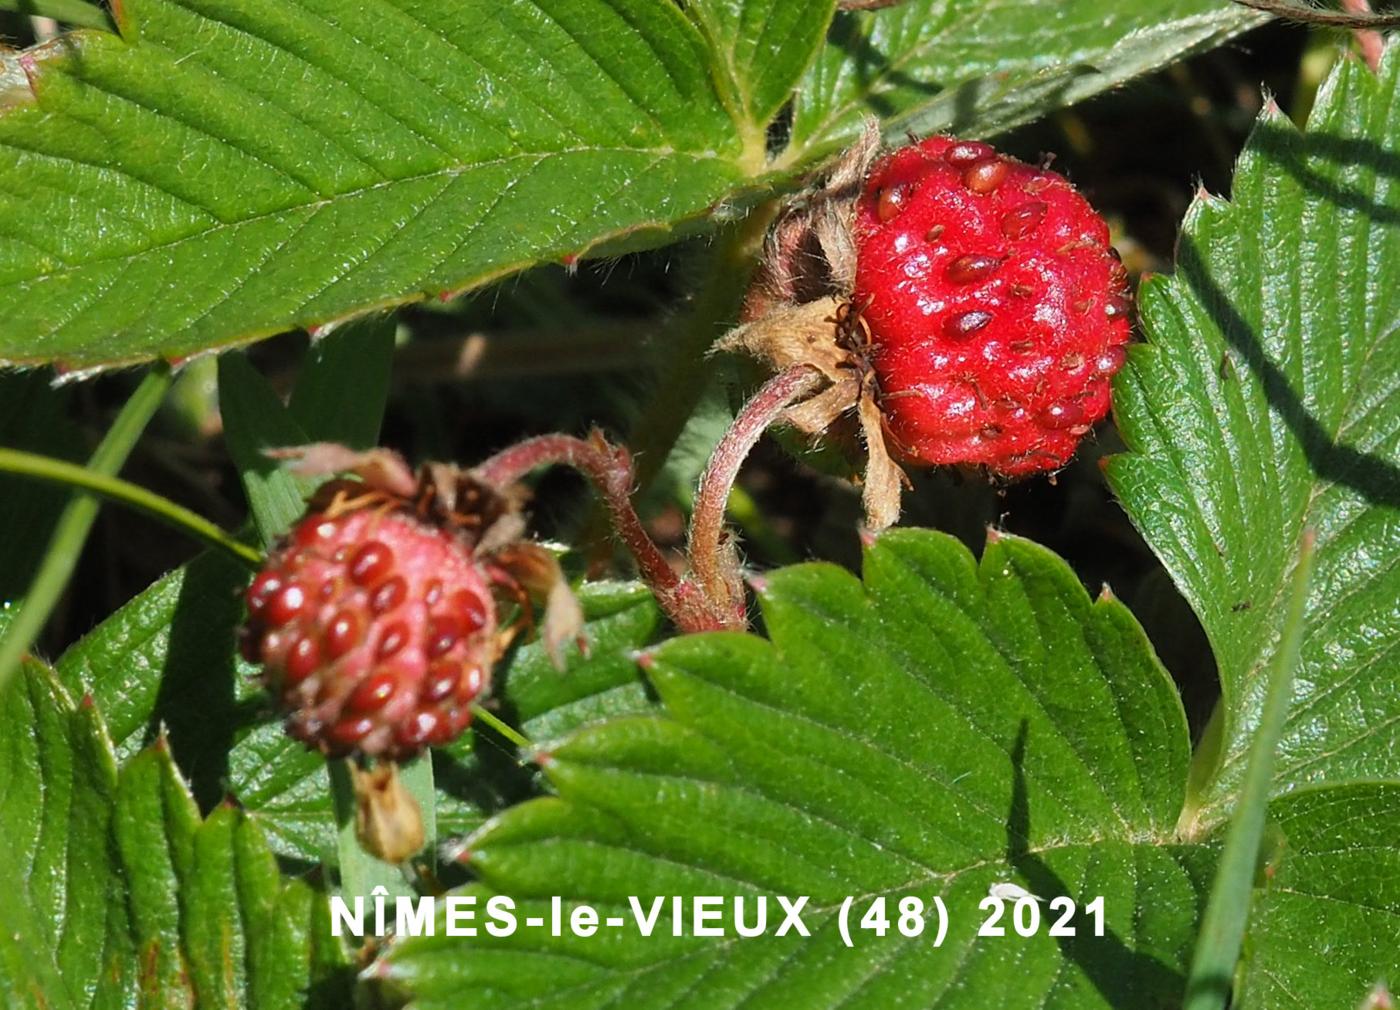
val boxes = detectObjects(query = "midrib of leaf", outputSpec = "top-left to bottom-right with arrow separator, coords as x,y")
10,147 -> 723,282
669,5 -> 749,137
405,841 -> 1208,1009
3,148 -> 741,361
7,664 -> 127,1008
2,0 -> 1281,367
784,0 -> 961,153
471,839 -> 1180,954
859,543 -> 1182,833
772,599 -> 1121,842
682,0 -> 838,165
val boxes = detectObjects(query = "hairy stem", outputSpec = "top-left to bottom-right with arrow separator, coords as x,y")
688,366 -> 824,611
570,203 -> 779,583
1233,0 -> 1400,27
0,446 -> 262,569
473,433 -> 732,632
0,366 -> 171,693
628,204 -> 780,493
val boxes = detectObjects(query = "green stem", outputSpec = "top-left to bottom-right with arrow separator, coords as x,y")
0,446 -> 261,569
471,704 -> 532,752
0,366 -> 171,693
1183,530 -> 1317,1010
629,202 -> 780,493
0,0 -> 114,30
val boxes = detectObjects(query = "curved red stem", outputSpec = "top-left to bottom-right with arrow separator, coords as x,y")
687,366 -> 824,614
472,433 -> 733,633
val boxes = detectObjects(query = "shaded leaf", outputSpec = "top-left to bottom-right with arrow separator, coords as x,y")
218,352 -> 317,545
0,372 -> 83,602
288,317 -> 397,451
1106,45 -> 1400,817
786,0 -> 1265,159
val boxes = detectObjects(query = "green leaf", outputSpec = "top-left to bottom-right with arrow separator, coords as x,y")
288,317 -> 397,450
379,529 -> 1222,1009
1239,783 -> 1400,1009
51,550 -> 332,860
785,0 -> 1265,160
682,0 -> 837,131
55,552 -> 251,764
0,372 -> 82,602
0,657 -> 348,1008
503,579 -> 662,745
1106,45 -> 1400,819
0,0 -> 745,368
218,351 -> 317,545
0,853 -> 77,1010
0,659 -> 124,1009
1,0 -> 1274,369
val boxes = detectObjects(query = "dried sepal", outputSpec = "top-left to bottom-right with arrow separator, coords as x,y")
714,121 -> 907,531
269,443 -> 531,553
717,297 -> 849,382
268,443 -> 418,499
351,761 -> 425,864
487,541 -> 585,670
742,122 -> 879,319
857,388 -> 905,531
252,441 -> 593,760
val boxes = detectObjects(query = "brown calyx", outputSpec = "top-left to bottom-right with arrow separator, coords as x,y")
717,121 -> 907,531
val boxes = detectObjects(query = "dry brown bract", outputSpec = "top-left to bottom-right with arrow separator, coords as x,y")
716,121 -> 907,530
351,761 -> 425,865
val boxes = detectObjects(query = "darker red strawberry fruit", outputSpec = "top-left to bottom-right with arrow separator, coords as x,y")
241,501 -> 495,761
853,136 -> 1131,476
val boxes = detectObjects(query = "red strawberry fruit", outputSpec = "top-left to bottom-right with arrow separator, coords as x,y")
241,497 -> 496,761
853,136 -> 1131,476
237,445 -> 583,861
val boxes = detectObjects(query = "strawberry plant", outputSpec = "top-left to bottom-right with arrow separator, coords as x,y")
0,2 -> 1397,1009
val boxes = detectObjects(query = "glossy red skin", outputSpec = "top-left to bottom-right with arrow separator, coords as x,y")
241,508 -> 494,760
854,136 -> 1131,476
